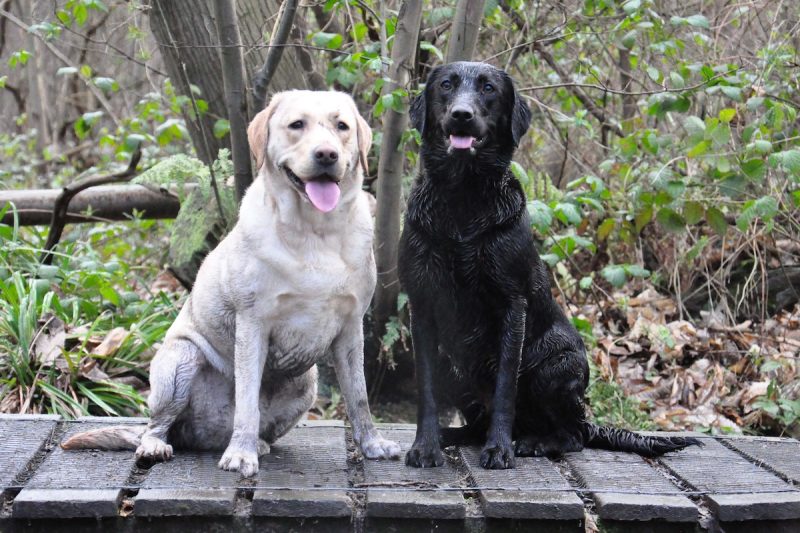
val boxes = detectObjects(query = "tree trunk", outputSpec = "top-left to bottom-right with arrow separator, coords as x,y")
372,0 -> 423,334
146,0 -> 309,285
146,0 -> 307,165
213,0 -> 253,201
445,0 -> 484,63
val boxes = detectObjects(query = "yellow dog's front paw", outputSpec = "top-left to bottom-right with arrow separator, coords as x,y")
218,446 -> 259,477
362,435 -> 402,460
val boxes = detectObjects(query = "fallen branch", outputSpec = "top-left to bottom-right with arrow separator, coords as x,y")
39,146 -> 142,265
0,185 -> 187,226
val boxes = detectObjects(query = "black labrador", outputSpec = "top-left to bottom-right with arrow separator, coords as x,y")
398,62 -> 700,469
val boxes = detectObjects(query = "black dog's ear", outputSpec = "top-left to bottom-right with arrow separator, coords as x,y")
409,91 -> 426,135
511,93 -> 532,147
503,72 -> 531,146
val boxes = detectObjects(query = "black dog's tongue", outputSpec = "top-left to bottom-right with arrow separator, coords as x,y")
450,135 -> 475,149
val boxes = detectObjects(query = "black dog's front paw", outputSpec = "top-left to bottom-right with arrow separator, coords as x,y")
405,441 -> 444,468
480,440 -> 516,469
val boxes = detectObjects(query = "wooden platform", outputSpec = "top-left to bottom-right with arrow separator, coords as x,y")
2,415 -> 800,532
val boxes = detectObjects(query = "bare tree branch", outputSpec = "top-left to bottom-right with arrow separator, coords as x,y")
0,7 -> 121,127
40,145 -> 142,265
252,0 -> 299,113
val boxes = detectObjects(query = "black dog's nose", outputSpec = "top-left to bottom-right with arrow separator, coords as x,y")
314,146 -> 339,166
450,105 -> 474,122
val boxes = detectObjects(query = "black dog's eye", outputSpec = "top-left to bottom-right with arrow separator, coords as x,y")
440,79 -> 452,90
483,83 -> 495,93
337,121 -> 349,131
289,120 -> 304,130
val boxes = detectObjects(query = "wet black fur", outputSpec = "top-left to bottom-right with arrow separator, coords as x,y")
399,62 -> 700,469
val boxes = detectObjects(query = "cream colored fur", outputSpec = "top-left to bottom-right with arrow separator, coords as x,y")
62,91 -> 400,476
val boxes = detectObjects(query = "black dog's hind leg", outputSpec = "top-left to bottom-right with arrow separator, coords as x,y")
481,298 -> 526,469
514,347 -> 588,458
405,302 -> 445,468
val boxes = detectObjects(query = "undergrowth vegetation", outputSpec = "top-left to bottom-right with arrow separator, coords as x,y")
0,207 -> 180,416
1,1 -> 799,435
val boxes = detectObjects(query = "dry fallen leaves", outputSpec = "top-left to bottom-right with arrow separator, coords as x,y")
588,284 -> 800,436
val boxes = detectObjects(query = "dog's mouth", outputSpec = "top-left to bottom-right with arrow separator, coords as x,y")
283,166 -> 341,213
446,133 -> 487,152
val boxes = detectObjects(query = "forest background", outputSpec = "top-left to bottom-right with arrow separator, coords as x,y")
1,0 -> 799,438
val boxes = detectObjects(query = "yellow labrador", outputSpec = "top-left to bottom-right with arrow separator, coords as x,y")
62,91 -> 401,476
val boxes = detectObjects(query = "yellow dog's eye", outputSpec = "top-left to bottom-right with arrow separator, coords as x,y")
289,120 -> 304,130
337,121 -> 349,131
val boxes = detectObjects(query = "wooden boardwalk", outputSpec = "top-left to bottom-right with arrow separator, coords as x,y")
2,415 -> 800,531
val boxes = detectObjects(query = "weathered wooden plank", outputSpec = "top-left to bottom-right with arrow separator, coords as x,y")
0,414 -> 59,499
13,417 -> 145,519
252,422 -> 351,518
723,437 -> 800,484
134,452 -> 239,516
363,426 -> 465,519
658,437 -> 800,521
564,448 -> 697,522
460,447 -> 584,520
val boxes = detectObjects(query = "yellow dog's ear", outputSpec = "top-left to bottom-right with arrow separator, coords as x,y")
247,93 -> 284,170
353,104 -> 372,177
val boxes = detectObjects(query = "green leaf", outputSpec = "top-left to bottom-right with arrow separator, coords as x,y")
656,207 -> 686,233
771,150 -> 800,174
621,30 -> 637,49
646,66 -> 660,83
718,108 -> 736,123
686,14 -> 709,28
669,71 -> 685,89
622,0 -> 641,14
687,139 -> 710,158
720,86 -> 743,101
597,218 -> 616,241
420,41 -> 443,61
683,201 -> 704,225
579,276 -> 593,290
683,115 -> 705,141
213,119 -> 230,139
57,66 -> 78,76
123,134 -> 145,151
510,161 -> 528,184
741,159 -> 766,179
554,202 -> 582,225
601,265 -> 627,287
736,196 -> 778,231
527,200 -> 553,231
311,32 -> 343,50
634,205 -> 653,232
92,76 -> 117,92
750,139 -> 772,155
710,123 -> 730,148
624,264 -> 650,278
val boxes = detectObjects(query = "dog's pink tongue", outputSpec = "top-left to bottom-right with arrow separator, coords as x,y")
305,181 -> 341,212
449,135 -> 475,149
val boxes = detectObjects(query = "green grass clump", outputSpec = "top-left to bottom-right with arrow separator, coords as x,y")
0,205 -> 180,417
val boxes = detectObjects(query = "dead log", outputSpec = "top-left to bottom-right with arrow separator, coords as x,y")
0,185 -> 188,226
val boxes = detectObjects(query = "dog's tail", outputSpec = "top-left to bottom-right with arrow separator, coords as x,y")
60,425 -> 145,451
582,422 -> 701,457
